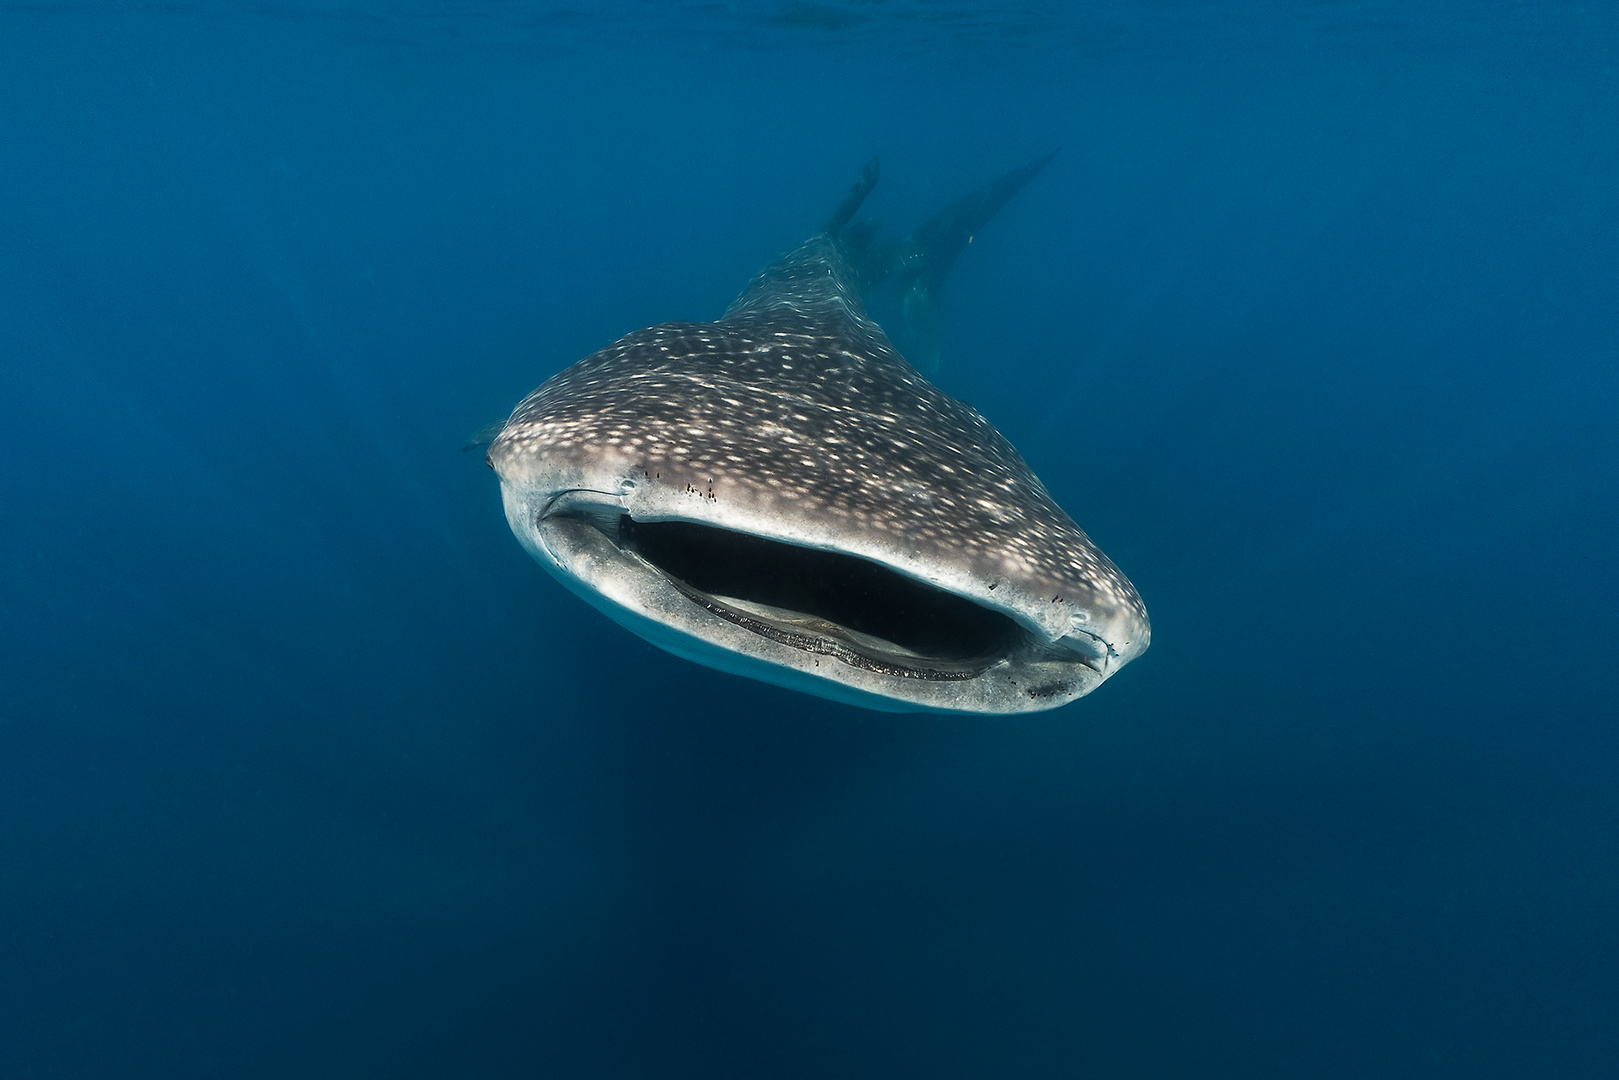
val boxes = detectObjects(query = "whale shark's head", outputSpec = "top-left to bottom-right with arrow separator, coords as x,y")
487,161 -> 1148,715
488,293 -> 1149,715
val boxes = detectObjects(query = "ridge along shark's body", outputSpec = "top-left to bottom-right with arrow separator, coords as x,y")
486,157 -> 1149,714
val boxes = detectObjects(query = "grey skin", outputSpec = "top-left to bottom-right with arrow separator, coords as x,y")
487,158 -> 1149,714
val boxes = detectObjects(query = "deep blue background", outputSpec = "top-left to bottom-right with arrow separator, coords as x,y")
2,3 -> 1616,1077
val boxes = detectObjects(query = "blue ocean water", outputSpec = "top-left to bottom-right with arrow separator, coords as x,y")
1,2 -> 1616,1076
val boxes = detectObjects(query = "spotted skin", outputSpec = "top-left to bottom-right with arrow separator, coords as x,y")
489,232 -> 1149,712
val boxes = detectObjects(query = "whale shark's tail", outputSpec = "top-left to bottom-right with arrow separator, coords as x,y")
825,151 -> 1057,372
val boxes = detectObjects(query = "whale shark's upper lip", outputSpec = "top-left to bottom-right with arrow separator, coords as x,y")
531,486 -> 1121,685
617,513 -> 1026,680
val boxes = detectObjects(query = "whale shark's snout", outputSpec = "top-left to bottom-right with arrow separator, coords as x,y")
485,157 -> 1149,714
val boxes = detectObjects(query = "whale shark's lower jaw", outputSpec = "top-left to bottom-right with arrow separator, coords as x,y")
505,488 -> 1124,715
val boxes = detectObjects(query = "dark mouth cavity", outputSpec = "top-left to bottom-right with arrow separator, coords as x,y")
617,517 -> 1024,675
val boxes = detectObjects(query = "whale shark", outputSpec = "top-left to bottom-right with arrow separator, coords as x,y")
486,157 -> 1148,714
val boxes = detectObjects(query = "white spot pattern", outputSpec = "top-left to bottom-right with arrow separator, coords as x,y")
489,234 -> 1148,628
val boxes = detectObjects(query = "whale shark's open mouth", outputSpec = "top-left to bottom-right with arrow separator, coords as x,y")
616,517 -> 1025,680
516,488 -> 1129,712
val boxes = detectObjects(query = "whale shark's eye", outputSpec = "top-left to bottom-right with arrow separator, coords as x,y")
617,516 -> 1021,669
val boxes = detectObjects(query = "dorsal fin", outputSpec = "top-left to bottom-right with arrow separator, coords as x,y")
723,154 -> 1055,360
822,156 -> 880,237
